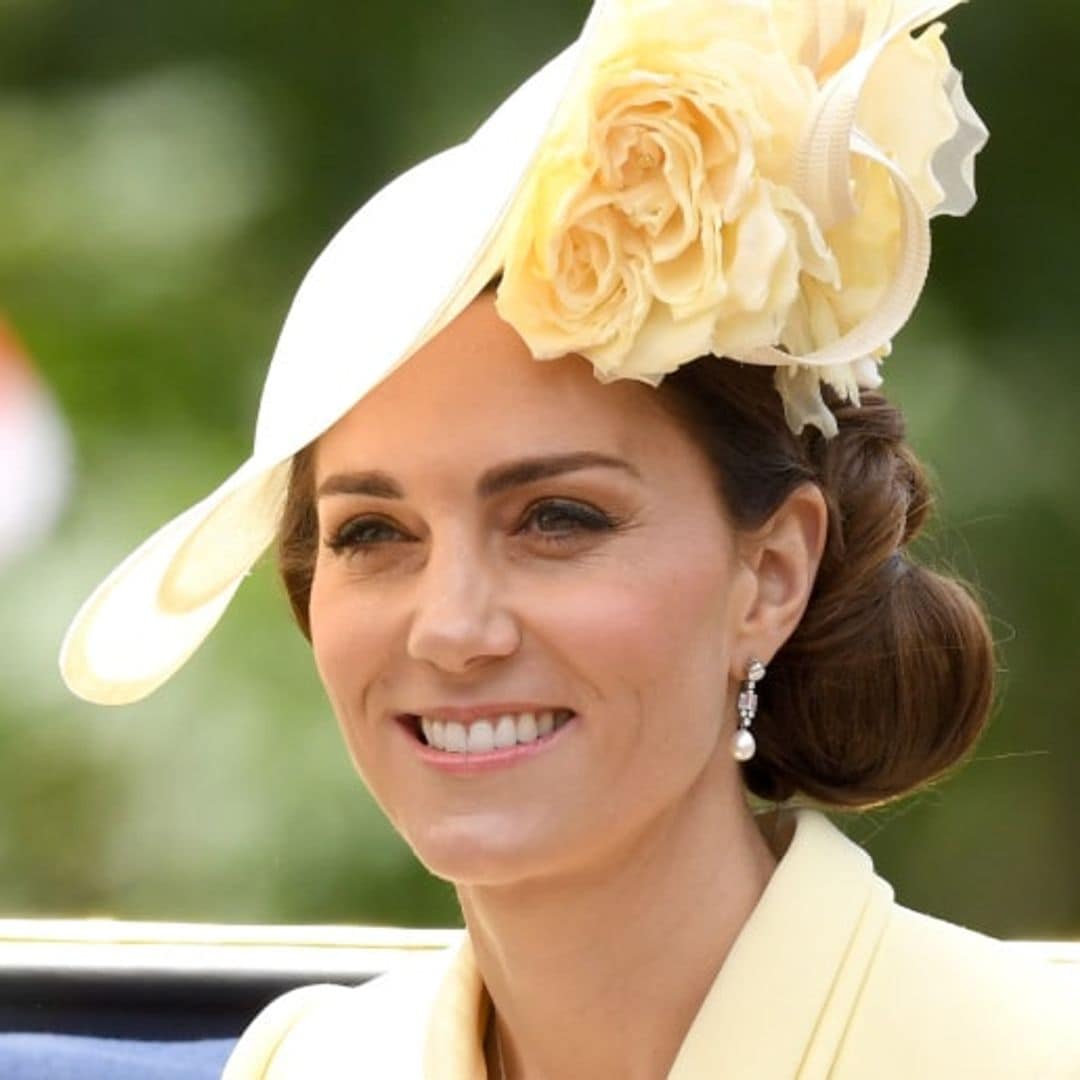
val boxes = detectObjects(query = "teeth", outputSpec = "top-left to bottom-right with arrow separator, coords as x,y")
420,711 -> 571,754
494,715 -> 517,749
467,721 -> 495,754
516,712 -> 538,743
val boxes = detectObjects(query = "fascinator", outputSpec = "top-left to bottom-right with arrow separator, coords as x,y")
61,0 -> 988,705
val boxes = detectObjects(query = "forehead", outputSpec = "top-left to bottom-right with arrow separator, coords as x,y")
315,293 -> 694,477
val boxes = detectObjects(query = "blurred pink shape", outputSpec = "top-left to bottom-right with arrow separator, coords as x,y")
0,320 -> 73,568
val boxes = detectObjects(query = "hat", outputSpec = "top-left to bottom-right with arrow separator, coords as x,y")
61,0 -> 988,705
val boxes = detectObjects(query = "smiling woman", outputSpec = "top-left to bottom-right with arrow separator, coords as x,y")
302,294 -> 777,896
56,0 -> 1080,1077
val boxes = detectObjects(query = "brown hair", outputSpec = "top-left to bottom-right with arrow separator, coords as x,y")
276,358 -> 995,812
656,360 -> 995,809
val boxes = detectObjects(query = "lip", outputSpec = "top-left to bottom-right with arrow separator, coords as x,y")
399,702 -> 572,724
394,705 -> 577,774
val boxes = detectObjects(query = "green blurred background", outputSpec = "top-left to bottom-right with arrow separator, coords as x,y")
0,1 -> 1076,938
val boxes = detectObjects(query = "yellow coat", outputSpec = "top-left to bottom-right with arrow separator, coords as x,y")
223,809 -> 1080,1078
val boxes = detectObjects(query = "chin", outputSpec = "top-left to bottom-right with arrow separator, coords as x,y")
402,811 -> 569,888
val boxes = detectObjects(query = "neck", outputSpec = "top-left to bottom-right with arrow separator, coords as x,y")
457,769 -> 785,1080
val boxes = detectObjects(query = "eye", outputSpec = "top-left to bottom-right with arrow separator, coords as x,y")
325,515 -> 412,554
517,498 -> 617,542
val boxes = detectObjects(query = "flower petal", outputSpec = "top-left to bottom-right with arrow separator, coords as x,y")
773,364 -> 839,438
930,67 -> 989,218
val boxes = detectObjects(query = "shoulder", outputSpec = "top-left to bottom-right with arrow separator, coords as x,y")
222,950 -> 452,1080
835,901 -> 1080,1078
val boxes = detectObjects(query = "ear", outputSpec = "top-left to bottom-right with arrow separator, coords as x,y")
731,483 -> 828,672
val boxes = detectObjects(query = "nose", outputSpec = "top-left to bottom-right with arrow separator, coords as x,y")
405,537 -> 521,674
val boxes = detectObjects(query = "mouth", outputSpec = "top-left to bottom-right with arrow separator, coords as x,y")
398,709 -> 575,755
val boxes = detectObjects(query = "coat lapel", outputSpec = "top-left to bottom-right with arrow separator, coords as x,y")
424,936 -> 490,1080
667,810 -> 893,1079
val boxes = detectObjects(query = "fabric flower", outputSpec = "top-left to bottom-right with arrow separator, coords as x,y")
496,0 -> 837,382
495,0 -> 987,436
771,5 -> 974,434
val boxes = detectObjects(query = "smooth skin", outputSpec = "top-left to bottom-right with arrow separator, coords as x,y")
309,293 -> 827,1079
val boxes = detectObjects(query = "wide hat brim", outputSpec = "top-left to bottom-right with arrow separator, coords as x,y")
60,16 -> 602,705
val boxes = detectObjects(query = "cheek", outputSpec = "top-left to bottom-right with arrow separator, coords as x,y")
533,542 -> 737,712
308,576 -> 412,817
309,574 -> 347,697
308,572 -> 384,739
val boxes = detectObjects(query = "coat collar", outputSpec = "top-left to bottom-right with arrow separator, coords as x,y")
667,808 -> 894,1077
423,807 -> 894,1080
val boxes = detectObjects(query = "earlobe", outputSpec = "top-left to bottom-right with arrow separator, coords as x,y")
733,483 -> 828,667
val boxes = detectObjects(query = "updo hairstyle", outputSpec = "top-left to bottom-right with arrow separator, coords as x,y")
656,360 -> 995,809
277,357 -> 995,812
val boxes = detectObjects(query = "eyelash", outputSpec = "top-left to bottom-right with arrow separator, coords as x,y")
324,499 -> 618,555
325,516 -> 406,553
518,499 -> 617,541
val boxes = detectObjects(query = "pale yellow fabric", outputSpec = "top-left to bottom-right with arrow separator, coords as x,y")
223,809 -> 1080,1078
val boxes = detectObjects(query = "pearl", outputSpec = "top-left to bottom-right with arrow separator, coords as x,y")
732,727 -> 756,762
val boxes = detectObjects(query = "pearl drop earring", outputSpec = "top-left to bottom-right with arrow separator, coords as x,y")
732,658 -> 766,763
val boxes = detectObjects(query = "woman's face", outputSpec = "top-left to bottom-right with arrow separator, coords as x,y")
309,293 -> 758,886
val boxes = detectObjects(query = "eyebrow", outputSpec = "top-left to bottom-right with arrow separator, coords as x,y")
317,471 -> 403,500
316,452 -> 641,501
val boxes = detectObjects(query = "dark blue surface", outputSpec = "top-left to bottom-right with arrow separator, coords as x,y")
0,1033 -> 236,1079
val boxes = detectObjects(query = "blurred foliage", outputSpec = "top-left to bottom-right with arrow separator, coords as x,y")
0,0 -> 1077,938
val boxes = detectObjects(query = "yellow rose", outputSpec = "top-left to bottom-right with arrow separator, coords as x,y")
494,0 -> 985,437
496,0 -> 838,382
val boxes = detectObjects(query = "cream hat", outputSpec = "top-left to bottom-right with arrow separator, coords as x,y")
61,0 -> 988,705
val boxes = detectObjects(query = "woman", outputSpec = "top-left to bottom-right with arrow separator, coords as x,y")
61,1 -> 1079,1076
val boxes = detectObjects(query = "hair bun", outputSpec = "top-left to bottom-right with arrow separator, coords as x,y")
746,391 -> 996,809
